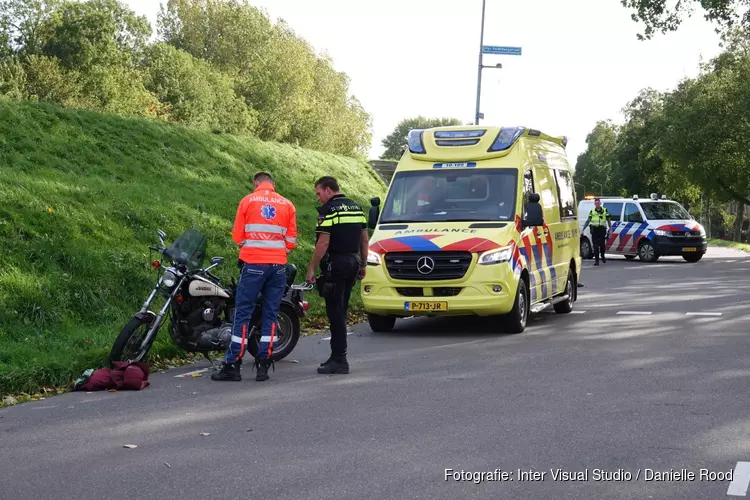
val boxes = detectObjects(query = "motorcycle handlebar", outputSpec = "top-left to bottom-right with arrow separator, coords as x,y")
291,283 -> 314,291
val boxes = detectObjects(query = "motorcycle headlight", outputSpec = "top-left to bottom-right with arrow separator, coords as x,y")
162,270 -> 177,288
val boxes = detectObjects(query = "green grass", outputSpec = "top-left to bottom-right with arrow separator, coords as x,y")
708,238 -> 750,252
0,99 -> 386,398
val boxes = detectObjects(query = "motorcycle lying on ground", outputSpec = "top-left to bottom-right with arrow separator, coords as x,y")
108,228 -> 314,368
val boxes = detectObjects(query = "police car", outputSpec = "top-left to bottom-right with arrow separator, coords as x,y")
578,194 -> 707,263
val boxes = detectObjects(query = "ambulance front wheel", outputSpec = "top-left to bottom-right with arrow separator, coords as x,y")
368,313 -> 396,332
502,278 -> 529,334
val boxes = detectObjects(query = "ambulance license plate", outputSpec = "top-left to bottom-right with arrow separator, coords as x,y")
405,301 -> 448,312
683,247 -> 697,252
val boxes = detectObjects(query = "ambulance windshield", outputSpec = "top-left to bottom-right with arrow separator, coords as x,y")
639,201 -> 691,221
379,168 -> 518,223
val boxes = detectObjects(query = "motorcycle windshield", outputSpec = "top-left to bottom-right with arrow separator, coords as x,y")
163,228 -> 208,271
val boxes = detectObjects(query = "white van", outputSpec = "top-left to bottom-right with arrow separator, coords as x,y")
578,194 -> 707,263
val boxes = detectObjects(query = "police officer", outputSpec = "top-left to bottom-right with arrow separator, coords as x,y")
212,171 -> 297,382
582,197 -> 612,266
305,176 -> 368,375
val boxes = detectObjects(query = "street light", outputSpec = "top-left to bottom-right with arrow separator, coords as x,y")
592,181 -> 603,195
474,0 -> 502,125
575,182 -> 585,198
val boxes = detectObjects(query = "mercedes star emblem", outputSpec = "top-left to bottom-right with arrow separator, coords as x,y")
417,256 -> 435,274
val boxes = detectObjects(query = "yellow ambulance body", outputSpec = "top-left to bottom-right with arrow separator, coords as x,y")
362,125 -> 581,333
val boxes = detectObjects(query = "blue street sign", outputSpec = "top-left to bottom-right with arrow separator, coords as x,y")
482,45 -> 522,56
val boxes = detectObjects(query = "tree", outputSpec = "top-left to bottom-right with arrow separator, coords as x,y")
659,44 -> 750,240
573,120 -> 619,197
621,0 -> 750,40
379,116 -> 463,160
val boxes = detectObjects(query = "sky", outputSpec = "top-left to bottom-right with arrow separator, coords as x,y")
120,0 -> 725,164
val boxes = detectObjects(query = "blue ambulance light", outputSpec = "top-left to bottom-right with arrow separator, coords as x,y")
434,130 -> 486,139
487,126 -> 526,152
408,129 -> 425,154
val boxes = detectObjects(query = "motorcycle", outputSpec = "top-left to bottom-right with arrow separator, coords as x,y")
108,227 -> 313,368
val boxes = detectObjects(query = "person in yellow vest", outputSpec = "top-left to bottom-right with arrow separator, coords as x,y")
582,198 -> 612,266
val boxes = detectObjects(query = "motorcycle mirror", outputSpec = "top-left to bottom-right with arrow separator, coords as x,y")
157,229 -> 166,243
210,256 -> 225,266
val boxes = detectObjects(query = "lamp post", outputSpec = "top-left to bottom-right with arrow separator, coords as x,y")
474,0 -> 487,125
575,182 -> 585,199
592,181 -> 603,195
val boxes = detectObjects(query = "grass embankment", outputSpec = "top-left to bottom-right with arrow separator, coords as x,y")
0,99 -> 386,398
708,238 -> 750,252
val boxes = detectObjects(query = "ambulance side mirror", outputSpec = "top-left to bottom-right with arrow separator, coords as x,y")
523,193 -> 544,227
368,197 -> 381,229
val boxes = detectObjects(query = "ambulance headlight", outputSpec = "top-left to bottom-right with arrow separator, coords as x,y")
479,246 -> 514,265
367,250 -> 381,266
654,229 -> 670,237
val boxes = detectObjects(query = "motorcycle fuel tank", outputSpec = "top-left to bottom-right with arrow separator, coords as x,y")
188,277 -> 231,298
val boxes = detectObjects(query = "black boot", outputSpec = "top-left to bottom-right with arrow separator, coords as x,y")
254,358 -> 274,382
317,354 -> 349,374
319,355 -> 333,367
211,361 -> 241,381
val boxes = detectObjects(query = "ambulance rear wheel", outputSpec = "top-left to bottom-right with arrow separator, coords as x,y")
368,314 -> 395,332
502,279 -> 529,334
553,269 -> 575,314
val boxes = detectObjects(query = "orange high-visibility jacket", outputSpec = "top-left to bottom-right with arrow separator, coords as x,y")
232,182 -> 297,265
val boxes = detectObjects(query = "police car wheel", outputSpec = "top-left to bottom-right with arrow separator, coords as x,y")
580,238 -> 593,259
682,253 -> 703,263
638,242 -> 659,262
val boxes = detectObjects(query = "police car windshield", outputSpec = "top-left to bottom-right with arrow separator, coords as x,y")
639,201 -> 691,220
379,168 -> 518,223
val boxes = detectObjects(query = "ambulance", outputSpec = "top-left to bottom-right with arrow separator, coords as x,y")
578,194 -> 707,262
361,125 -> 582,334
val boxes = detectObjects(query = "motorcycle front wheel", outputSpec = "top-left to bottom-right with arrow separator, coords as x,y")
248,303 -> 300,362
109,314 -> 157,365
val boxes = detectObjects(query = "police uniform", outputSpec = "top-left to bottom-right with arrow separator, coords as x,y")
587,207 -> 610,265
315,194 -> 367,373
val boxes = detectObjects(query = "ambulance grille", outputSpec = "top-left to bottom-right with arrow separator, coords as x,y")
385,252 -> 472,281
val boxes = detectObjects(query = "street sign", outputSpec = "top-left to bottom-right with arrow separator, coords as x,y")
482,45 -> 522,56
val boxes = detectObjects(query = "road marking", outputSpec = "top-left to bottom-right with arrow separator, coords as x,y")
616,311 -> 652,315
174,368 -> 209,378
727,461 -> 750,496
323,332 -> 355,341
570,311 -> 586,314
686,312 -> 723,316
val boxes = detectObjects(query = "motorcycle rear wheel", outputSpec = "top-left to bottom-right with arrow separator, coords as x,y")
109,314 -> 156,365
248,303 -> 300,362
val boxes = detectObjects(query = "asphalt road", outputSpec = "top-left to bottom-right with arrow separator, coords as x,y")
2,246 -> 750,500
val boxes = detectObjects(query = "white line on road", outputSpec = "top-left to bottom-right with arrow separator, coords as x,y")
570,311 -> 586,314
323,332 -> 355,341
616,311 -> 653,315
727,461 -> 750,496
686,312 -> 723,316
174,368 -> 209,378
